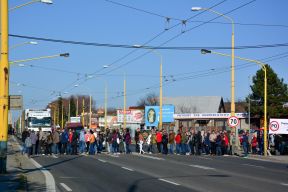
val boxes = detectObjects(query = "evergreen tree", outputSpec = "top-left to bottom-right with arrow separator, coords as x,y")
247,64 -> 288,119
69,96 -> 76,117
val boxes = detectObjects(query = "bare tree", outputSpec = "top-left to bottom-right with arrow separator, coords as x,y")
137,92 -> 159,107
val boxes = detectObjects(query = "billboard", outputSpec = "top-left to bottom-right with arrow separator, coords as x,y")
9,95 -> 23,110
269,119 -> 288,134
117,109 -> 144,124
145,105 -> 174,127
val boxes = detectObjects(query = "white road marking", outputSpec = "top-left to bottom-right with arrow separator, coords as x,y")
198,156 -> 213,160
132,153 -> 165,160
242,163 -> 264,169
189,164 -> 215,170
59,177 -> 78,179
60,183 -> 72,191
121,167 -> 134,171
280,183 -> 288,186
158,179 -> 180,186
106,153 -> 119,158
98,159 -> 107,163
13,136 -> 56,192
52,154 -> 58,159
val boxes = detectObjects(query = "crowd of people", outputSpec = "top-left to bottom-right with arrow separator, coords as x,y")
20,126 -> 276,158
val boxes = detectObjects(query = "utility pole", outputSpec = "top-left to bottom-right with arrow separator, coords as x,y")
0,0 -> 9,173
82,98 -> 85,127
123,75 -> 127,130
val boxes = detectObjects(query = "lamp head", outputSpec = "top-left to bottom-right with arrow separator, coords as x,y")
201,49 -> 211,54
60,53 -> 70,57
133,44 -> 142,48
191,7 -> 203,11
40,0 -> 53,4
29,41 -> 38,45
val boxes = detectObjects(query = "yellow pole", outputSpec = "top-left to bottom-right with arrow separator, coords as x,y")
123,75 -> 127,130
61,103 -> 64,129
89,95 -> 92,128
159,57 -> 163,130
53,106 -> 56,127
104,84 -> 108,129
0,0 -> 9,173
263,67 -> 267,156
82,98 -> 85,127
76,97 -> 78,116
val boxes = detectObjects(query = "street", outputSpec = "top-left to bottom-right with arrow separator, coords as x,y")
32,153 -> 288,192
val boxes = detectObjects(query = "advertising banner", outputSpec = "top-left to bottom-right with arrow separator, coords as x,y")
145,105 -> 175,126
145,106 -> 159,127
117,110 -> 144,123
269,119 -> 288,134
174,113 -> 248,119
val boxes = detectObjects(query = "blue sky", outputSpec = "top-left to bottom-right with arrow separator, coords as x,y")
9,0 -> 288,119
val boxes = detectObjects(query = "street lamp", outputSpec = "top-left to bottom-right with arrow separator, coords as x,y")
133,45 -> 163,130
192,7 -> 235,115
201,49 -> 268,156
0,0 -> 54,173
9,53 -> 69,65
9,0 -> 53,12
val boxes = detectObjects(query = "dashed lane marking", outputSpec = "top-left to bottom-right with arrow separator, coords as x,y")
98,159 -> 107,163
198,156 -> 213,160
132,153 -> 165,160
60,183 -> 72,191
121,167 -> 134,171
242,163 -> 264,169
105,153 -> 119,158
189,164 -> 215,170
280,183 -> 288,186
158,179 -> 180,186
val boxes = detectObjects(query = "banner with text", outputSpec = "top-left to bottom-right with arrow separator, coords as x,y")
269,119 -> 288,134
117,109 -> 144,124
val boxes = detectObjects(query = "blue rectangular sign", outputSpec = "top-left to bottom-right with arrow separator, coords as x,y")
145,105 -> 174,126
162,105 -> 174,123
145,106 -> 159,127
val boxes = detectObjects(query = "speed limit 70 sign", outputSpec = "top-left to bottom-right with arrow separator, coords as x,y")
228,116 -> 239,128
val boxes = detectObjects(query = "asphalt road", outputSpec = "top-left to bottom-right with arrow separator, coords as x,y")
33,153 -> 288,192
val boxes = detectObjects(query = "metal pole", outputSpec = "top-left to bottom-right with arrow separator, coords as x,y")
263,67 -> 267,156
123,75 -> 127,130
82,98 -> 85,127
61,103 -> 64,129
159,56 -> 163,130
104,84 -> 107,129
89,95 -> 92,128
76,97 -> 78,116
0,0 -> 9,173
68,101 -> 70,122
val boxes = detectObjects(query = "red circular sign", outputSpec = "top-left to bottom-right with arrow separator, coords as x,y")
269,121 -> 279,132
227,116 -> 239,128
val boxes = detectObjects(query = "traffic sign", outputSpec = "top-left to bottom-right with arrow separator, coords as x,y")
227,116 -> 239,128
269,121 -> 279,132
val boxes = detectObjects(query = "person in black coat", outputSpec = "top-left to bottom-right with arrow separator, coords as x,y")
162,130 -> 168,155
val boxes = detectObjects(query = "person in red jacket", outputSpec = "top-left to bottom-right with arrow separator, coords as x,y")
251,134 -> 258,154
222,132 -> 229,155
156,130 -> 162,153
175,130 -> 182,154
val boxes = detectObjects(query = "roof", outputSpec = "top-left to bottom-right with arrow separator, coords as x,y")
163,96 -> 224,113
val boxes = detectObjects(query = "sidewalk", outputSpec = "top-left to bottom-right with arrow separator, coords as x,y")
246,154 -> 288,164
0,135 -> 47,192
